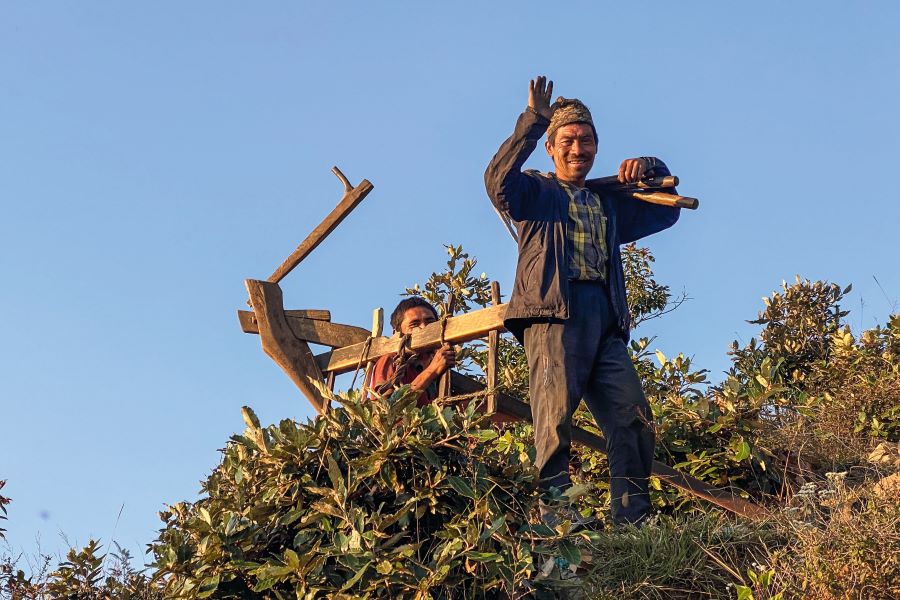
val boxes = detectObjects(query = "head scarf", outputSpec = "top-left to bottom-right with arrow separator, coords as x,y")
546,97 -> 596,141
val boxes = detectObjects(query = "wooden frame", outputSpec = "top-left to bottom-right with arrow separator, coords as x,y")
238,167 -> 765,520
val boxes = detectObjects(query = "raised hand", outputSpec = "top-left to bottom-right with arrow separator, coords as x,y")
528,75 -> 555,120
617,158 -> 649,184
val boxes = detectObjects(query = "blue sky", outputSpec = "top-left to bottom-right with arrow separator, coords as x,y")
2,2 -> 898,564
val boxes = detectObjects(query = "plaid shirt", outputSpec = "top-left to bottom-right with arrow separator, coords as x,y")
558,180 -> 608,281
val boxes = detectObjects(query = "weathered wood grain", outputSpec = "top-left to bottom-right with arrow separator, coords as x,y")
239,311 -> 370,348
486,281 -> 501,414
245,279 -> 327,413
239,309 -> 330,332
268,169 -> 374,284
632,191 -> 699,210
315,304 -> 508,375
371,308 -> 384,338
287,309 -> 332,321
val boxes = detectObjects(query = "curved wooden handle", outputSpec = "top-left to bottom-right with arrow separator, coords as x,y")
632,191 -> 699,210
268,170 -> 374,284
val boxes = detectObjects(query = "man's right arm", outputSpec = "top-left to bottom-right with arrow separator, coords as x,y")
484,110 -> 548,220
484,76 -> 555,221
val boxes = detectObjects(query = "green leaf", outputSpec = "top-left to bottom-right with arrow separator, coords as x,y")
446,476 -> 476,499
197,575 -> 220,598
735,584 -> 753,600
418,446 -> 442,467
519,522 -> 555,536
241,406 -> 261,429
468,429 -> 498,442
694,397 -> 710,418
479,515 -> 507,542
252,577 -> 278,592
562,483 -> 591,501
339,560 -> 371,591
284,549 -> 300,569
466,551 -> 502,562
557,540 -> 581,567
326,454 -> 345,496
376,560 -> 393,575
733,440 -> 751,462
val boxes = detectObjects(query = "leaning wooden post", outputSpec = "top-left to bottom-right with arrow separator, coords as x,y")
246,279 -> 328,413
486,281 -> 501,414
267,167 -> 374,285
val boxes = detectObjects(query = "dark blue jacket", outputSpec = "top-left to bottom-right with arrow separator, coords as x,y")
484,109 -> 680,343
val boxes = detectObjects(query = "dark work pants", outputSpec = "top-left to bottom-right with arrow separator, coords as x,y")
523,281 -> 655,524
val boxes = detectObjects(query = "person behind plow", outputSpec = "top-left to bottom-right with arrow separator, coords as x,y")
367,297 -> 456,405
484,76 -> 681,525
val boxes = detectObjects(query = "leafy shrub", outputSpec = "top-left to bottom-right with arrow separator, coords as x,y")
151,389 -> 599,598
8,244 -> 898,599
43,540 -> 162,600
1,528 -> 160,600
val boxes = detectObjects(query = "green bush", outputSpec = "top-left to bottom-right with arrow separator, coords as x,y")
6,244 -> 898,599
151,390 -> 600,598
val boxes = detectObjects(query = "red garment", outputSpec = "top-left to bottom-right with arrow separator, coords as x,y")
368,353 -> 435,406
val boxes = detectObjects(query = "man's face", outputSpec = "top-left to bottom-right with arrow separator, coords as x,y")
398,306 -> 438,335
545,123 -> 597,184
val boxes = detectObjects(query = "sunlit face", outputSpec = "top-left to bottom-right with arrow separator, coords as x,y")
398,306 -> 438,335
545,122 -> 597,185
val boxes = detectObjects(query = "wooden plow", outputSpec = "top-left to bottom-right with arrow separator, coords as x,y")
238,167 -> 766,521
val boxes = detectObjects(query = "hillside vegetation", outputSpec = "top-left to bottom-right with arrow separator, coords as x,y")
3,245 -> 898,599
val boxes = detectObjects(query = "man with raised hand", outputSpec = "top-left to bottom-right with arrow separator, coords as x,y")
484,76 -> 681,525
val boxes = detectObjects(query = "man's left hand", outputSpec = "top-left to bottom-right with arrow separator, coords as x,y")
617,158 -> 648,184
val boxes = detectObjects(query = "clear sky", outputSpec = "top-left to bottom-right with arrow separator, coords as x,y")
2,1 -> 898,565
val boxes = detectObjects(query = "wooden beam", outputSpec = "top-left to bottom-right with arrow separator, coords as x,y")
486,281 -> 501,414
449,372 -> 768,521
371,308 -> 384,338
239,309 -> 331,333
287,309 -> 331,321
315,304 -> 508,375
245,279 -> 327,413
268,168 -> 374,284
239,311 -> 370,348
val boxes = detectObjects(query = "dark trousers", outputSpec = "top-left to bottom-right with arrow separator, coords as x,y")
523,281 -> 655,524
